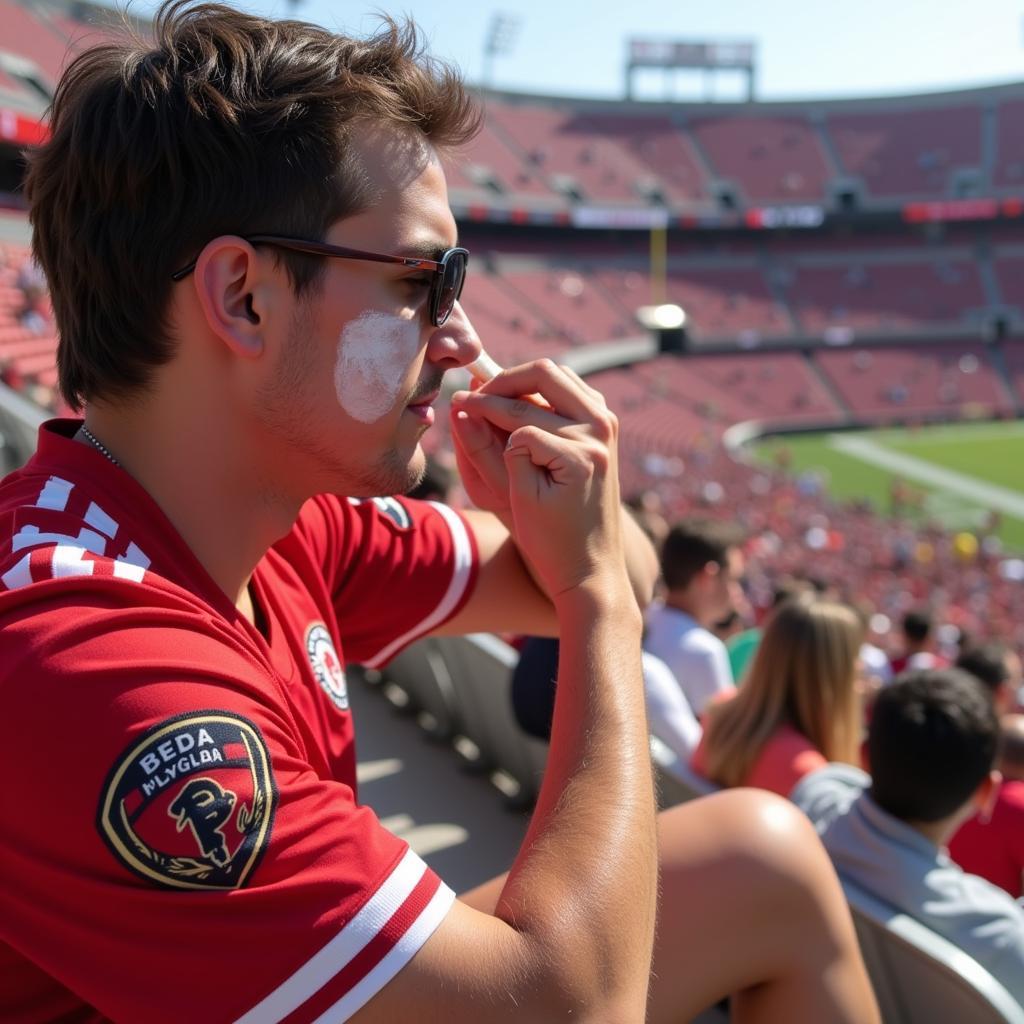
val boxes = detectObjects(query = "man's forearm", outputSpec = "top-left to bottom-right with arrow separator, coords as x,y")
493,586 -> 658,1014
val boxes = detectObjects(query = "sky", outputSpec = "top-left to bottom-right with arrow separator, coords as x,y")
149,0 -> 1024,103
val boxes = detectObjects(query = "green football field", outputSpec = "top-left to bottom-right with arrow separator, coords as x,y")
751,420 -> 1024,550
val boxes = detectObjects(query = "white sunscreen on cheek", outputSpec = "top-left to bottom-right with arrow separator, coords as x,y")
335,311 -> 420,423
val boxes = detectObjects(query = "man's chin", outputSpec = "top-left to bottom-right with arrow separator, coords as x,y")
403,445 -> 428,492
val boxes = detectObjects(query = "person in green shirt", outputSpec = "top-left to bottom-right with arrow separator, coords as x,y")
728,579 -> 809,683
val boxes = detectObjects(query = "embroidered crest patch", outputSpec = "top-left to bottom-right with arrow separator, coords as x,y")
97,711 -> 277,890
306,622 -> 349,711
348,496 -> 412,530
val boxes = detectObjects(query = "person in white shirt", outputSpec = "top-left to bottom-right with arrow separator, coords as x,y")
644,518 -> 745,715
792,669 -> 1024,1002
510,639 -> 702,763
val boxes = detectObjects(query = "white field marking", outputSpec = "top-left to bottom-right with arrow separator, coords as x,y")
828,434 -> 1024,519
335,311 -> 420,423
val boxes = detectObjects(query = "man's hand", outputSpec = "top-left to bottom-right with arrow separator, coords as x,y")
450,360 -> 627,601
450,360 -> 658,610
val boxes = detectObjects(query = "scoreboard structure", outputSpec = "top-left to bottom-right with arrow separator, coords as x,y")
625,38 -> 757,102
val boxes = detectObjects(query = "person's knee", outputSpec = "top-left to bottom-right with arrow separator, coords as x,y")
661,789 -> 847,923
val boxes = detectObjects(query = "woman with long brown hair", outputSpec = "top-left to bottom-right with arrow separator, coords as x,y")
691,593 -> 864,796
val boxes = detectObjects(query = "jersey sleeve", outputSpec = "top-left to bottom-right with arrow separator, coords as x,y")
292,494 -> 479,668
0,586 -> 454,1024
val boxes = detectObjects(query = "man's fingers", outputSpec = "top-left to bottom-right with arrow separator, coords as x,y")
453,391 -> 571,438
503,425 -> 594,485
451,407 -> 499,458
451,409 -> 512,508
559,364 -> 604,402
472,359 -> 606,423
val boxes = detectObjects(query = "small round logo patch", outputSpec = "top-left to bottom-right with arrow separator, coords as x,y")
306,622 -> 349,711
97,711 -> 277,891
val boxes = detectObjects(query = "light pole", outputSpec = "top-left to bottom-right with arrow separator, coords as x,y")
482,13 -> 520,90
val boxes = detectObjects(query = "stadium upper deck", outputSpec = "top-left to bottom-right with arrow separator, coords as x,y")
4,0 -> 1024,433
3,0 -> 1024,222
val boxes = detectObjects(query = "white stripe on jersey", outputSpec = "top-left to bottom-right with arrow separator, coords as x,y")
1,552 -> 33,590
36,476 -> 73,512
84,500 -> 118,538
361,502 -> 474,669
311,882 -> 454,1024
49,545 -> 96,578
233,848 -> 452,1024
1,477 -> 152,591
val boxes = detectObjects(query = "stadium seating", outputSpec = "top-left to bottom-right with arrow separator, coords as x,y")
994,99 -> 1024,190
457,266 -> 570,365
999,341 -> 1024,406
826,105 -> 982,200
485,102 -> 661,205
842,876 -> 1024,1024
375,637 -> 464,741
571,113 -> 711,205
0,0 -> 76,86
497,266 -> 636,342
377,633 -> 547,808
786,258 -> 987,334
650,735 -> 720,808
814,344 -> 1014,419
689,115 -> 833,202
678,352 -> 843,424
445,116 -> 561,203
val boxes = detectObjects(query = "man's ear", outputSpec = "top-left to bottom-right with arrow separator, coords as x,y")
190,236 -> 269,359
975,769 -> 1002,824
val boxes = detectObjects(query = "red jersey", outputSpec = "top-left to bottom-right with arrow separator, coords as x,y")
0,421 -> 479,1023
949,779 -> 1024,900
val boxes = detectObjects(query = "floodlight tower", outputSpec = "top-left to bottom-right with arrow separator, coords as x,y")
482,13 -> 521,90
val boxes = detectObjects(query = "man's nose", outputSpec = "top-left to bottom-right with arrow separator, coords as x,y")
425,301 -> 483,370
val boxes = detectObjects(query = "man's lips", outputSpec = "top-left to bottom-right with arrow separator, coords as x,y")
407,390 -> 439,409
406,391 -> 439,423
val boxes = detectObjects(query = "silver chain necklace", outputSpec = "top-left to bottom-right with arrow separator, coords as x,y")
80,425 -> 121,467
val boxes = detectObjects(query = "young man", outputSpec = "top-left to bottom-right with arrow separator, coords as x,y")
792,669 -> 1024,1001
888,608 -> 946,676
956,641 -> 1023,714
0,5 -> 877,1021
644,517 -> 744,714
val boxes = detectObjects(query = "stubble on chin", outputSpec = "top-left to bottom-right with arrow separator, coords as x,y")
258,304 -> 425,499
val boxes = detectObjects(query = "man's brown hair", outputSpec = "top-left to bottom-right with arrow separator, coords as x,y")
659,517 -> 744,592
25,0 -> 480,410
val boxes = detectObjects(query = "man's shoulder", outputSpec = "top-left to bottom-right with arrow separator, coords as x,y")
682,625 -> 725,652
952,868 -> 1024,920
790,764 -> 869,828
0,454 -> 166,596
647,606 -> 719,650
925,863 -> 1024,985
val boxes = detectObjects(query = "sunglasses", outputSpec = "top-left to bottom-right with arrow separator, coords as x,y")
171,234 -> 469,327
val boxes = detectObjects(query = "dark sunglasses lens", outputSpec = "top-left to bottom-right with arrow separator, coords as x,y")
435,251 -> 467,326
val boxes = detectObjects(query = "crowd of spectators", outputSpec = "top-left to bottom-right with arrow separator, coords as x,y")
0,243 -> 62,412
6,222 -> 1024,997
616,430 -> 1024,658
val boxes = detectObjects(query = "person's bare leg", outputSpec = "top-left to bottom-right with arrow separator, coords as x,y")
647,789 -> 878,1024
463,789 -> 878,1024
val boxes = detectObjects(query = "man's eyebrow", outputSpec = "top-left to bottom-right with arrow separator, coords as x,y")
396,239 -> 457,262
